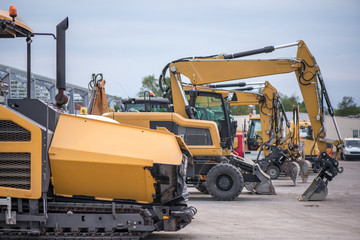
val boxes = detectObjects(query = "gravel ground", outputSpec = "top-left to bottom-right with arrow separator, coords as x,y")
147,160 -> 360,240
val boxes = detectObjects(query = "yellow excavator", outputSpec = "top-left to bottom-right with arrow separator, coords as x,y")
184,82 -> 312,185
0,6 -> 196,238
156,40 -> 343,201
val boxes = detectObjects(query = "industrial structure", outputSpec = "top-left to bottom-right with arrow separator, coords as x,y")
0,64 -> 121,113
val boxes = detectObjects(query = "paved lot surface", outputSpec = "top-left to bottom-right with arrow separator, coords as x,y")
148,160 -> 360,240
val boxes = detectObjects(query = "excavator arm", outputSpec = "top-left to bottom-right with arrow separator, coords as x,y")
229,82 -> 283,154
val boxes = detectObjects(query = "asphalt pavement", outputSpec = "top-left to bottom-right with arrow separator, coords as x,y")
147,160 -> 360,240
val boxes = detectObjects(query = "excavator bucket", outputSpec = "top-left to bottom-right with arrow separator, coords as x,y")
299,152 -> 342,201
242,157 -> 276,194
299,173 -> 328,201
281,161 -> 300,186
297,160 -> 312,183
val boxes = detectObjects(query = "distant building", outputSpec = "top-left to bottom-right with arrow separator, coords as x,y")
0,64 -> 122,114
325,116 -> 360,139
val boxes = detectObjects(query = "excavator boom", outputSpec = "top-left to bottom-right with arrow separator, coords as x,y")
166,41 -> 342,154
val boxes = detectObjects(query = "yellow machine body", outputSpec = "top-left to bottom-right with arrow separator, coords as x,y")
0,105 -> 42,199
48,113 -> 184,203
289,120 -> 320,157
104,112 -> 224,157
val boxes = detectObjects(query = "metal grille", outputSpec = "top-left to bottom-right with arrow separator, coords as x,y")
350,151 -> 360,154
178,126 -> 212,146
0,153 -> 31,190
0,120 -> 31,142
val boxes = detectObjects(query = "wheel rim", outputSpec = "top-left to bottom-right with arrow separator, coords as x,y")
216,174 -> 233,191
269,168 -> 278,177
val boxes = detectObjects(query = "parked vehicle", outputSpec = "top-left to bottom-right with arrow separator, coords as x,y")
342,138 -> 360,160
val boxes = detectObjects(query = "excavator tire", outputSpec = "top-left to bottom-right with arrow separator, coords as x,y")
206,163 -> 243,201
195,182 -> 209,194
266,165 -> 281,179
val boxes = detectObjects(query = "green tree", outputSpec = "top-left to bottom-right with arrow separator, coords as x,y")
279,93 -> 307,113
231,105 -> 250,115
299,101 -> 307,113
138,75 -> 163,97
113,104 -> 120,112
335,96 -> 360,116
280,93 -> 299,111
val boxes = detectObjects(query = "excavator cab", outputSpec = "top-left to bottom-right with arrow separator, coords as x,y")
185,90 -> 237,149
246,117 -> 263,150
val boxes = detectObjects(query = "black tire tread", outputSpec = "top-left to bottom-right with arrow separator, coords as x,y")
206,163 -> 243,201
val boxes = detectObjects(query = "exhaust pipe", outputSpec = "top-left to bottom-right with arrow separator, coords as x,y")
55,17 -> 69,107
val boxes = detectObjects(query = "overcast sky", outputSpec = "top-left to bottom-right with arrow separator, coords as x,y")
1,0 -> 359,106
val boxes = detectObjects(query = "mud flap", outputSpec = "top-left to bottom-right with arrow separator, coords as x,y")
281,161 -> 300,186
299,173 -> 328,201
297,160 -> 312,183
244,160 -> 276,195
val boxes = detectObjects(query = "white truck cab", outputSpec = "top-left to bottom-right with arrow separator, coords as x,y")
342,138 -> 360,160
